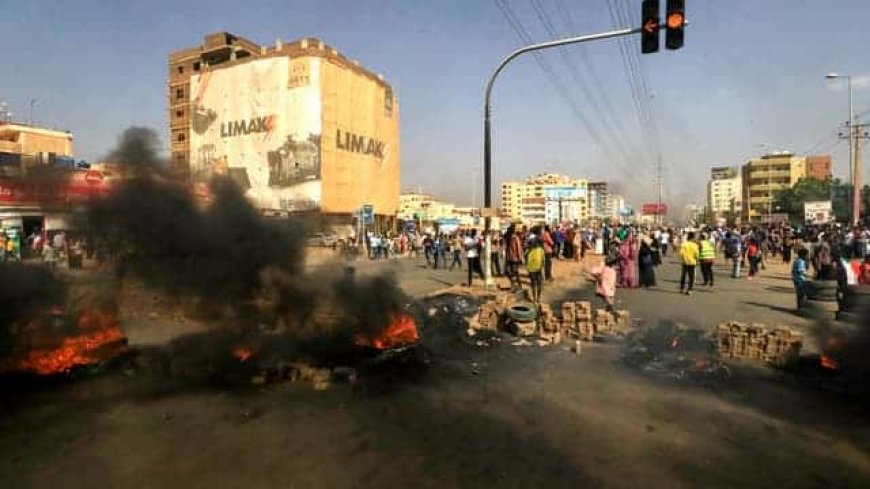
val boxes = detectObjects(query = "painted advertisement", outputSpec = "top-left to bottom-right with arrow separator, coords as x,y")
189,57 -> 322,212
804,200 -> 832,225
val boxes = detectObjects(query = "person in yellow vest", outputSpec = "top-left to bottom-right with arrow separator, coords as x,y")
679,231 -> 700,295
525,238 -> 546,304
699,232 -> 717,288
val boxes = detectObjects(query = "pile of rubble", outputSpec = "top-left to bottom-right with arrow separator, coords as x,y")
715,322 -> 804,364
471,295 -> 631,346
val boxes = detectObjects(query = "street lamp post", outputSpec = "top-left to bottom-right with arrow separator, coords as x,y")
826,73 -> 856,226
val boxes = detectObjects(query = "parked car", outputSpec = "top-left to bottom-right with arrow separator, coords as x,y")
306,233 -> 339,247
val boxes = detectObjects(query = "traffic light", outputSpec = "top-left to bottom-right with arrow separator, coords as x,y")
665,0 -> 685,50
641,0 -> 660,54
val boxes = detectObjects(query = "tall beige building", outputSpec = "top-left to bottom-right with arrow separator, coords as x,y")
707,166 -> 742,217
741,152 -> 806,221
500,173 -> 589,225
168,32 -> 399,225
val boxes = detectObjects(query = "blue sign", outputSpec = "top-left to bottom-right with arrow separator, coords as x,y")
405,221 -> 416,233
362,205 -> 374,224
545,186 -> 586,200
436,218 -> 461,226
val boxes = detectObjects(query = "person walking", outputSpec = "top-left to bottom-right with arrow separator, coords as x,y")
679,232 -> 699,295
423,234 -> 433,265
726,231 -> 742,278
792,248 -> 809,310
746,238 -> 760,280
659,229 -> 670,257
489,231 -> 502,277
525,238 -> 546,303
504,225 -> 523,291
782,232 -> 794,263
638,236 -> 657,288
619,232 -> 639,288
450,234 -> 463,270
589,257 -> 617,312
542,225 -> 555,282
431,235 -> 442,269
42,239 -> 57,271
464,229 -> 485,286
699,232 -> 716,287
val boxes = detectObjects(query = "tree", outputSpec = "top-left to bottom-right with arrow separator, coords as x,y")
772,177 -> 838,224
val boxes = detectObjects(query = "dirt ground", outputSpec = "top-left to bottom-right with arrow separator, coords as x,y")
1,258 -> 869,488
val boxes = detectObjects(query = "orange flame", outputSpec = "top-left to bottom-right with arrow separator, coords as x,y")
233,347 -> 254,363
2,309 -> 126,375
356,313 -> 419,350
820,337 -> 842,370
820,355 -> 839,370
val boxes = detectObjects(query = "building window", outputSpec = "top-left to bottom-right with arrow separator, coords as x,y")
175,109 -> 184,119
175,88 -> 184,100
384,87 -> 394,117
176,132 -> 186,142
193,61 -> 201,71
176,65 -> 183,74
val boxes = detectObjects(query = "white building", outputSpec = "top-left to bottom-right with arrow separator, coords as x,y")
707,166 -> 742,217
500,173 -> 589,225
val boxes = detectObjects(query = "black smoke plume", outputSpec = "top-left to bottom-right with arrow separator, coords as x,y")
105,126 -> 167,169
87,127 -> 409,363
0,263 -> 67,359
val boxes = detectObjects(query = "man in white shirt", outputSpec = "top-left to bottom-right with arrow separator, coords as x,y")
463,229 -> 484,286
659,230 -> 670,257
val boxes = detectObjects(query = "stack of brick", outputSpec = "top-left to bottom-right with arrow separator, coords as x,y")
716,322 -> 803,363
594,309 -> 615,334
476,301 -> 503,331
613,310 -> 631,334
575,301 -> 594,341
538,303 -> 556,332
561,302 -> 577,336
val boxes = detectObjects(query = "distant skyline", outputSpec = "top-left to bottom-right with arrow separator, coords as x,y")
2,0 -> 869,209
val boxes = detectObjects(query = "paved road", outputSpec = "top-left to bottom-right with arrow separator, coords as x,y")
345,251 -> 819,348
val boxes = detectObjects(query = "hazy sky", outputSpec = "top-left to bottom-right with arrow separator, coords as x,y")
2,0 -> 869,209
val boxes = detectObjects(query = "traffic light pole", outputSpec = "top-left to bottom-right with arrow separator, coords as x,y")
482,24 -> 663,287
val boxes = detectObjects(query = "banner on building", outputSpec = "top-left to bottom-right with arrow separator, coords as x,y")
189,57 -> 322,212
804,201 -> 832,225
641,203 -> 667,215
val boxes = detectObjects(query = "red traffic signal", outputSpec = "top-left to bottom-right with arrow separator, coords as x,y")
641,0 -> 660,54
665,0 -> 685,50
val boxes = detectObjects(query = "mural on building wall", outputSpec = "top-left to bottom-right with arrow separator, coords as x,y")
189,57 -> 322,211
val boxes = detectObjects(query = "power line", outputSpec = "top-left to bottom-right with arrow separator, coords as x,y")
528,0 -> 643,161
492,0 -> 641,177
604,0 -> 664,202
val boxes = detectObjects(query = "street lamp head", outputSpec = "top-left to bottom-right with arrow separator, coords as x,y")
826,72 -> 839,80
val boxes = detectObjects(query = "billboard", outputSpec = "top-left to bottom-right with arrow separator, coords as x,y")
641,203 -> 667,215
545,186 -> 586,200
189,57 -> 322,212
804,201 -> 832,225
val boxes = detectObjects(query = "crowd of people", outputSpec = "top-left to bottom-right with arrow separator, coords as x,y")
0,229 -> 104,271
343,220 -> 870,311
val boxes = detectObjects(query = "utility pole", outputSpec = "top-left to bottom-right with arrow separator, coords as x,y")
837,121 -> 869,226
854,123 -> 869,225
655,155 -> 664,226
